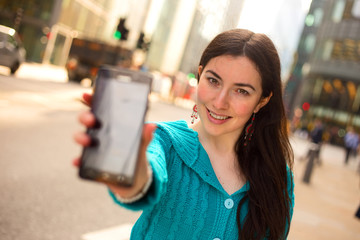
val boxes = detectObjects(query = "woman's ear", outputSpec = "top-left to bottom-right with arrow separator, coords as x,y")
254,92 -> 273,113
198,66 -> 203,79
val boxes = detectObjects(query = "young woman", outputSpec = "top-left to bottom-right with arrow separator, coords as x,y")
74,28 -> 294,240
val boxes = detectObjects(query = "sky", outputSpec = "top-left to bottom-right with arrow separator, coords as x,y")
237,0 -> 313,78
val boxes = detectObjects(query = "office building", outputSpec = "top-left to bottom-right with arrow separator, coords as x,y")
285,0 -> 360,143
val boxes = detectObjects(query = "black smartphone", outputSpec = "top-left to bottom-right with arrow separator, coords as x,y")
79,65 -> 152,186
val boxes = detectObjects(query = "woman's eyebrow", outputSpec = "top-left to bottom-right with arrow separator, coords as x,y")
206,70 -> 222,80
234,83 -> 256,91
206,70 -> 256,91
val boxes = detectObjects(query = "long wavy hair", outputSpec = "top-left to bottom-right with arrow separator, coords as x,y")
198,29 -> 294,239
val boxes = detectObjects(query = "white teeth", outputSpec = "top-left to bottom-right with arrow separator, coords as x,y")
209,110 -> 229,120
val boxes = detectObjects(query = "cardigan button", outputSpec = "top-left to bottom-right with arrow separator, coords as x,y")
224,198 -> 234,209
213,238 -> 221,240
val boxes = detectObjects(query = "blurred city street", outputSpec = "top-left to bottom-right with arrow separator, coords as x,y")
0,65 -> 359,240
289,136 -> 360,240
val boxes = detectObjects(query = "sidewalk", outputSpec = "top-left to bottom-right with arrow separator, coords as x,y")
0,62 -> 69,82
16,62 -> 68,82
289,135 -> 360,240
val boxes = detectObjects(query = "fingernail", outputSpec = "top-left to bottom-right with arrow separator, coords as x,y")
94,119 -> 102,129
90,138 -> 99,147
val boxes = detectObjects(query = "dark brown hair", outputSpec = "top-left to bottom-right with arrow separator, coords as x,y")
198,29 -> 294,239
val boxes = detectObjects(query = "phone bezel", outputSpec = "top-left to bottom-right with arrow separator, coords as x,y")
79,65 -> 152,187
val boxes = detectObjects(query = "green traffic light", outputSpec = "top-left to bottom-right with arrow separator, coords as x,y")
114,30 -> 122,40
187,73 -> 196,79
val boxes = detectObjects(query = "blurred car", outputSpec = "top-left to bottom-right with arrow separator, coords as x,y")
66,37 -> 133,85
0,25 -> 26,74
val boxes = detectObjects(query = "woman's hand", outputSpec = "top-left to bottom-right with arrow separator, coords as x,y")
107,123 -> 156,198
79,92 -> 92,107
73,92 -> 156,199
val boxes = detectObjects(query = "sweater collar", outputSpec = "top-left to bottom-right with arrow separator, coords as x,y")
157,120 -> 249,196
156,120 -> 199,165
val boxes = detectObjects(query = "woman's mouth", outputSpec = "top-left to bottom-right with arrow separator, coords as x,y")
207,108 -> 231,120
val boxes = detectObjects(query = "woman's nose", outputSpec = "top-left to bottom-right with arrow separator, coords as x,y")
213,90 -> 229,109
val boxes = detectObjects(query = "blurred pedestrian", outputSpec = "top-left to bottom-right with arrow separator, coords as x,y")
310,119 -> 324,145
343,126 -> 359,165
307,119 -> 324,165
74,29 -> 295,239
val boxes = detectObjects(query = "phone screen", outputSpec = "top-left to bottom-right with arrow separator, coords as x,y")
79,66 -> 152,186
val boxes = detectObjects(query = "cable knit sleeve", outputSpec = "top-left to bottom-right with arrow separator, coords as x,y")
108,125 -> 170,211
287,167 -> 295,221
284,166 -> 295,238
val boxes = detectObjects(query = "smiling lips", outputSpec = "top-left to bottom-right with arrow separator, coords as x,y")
207,108 -> 231,121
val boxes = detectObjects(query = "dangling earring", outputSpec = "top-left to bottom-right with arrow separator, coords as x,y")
191,105 -> 198,124
244,113 -> 255,146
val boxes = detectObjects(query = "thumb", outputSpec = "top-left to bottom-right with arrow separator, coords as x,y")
138,123 -> 157,162
142,123 -> 157,147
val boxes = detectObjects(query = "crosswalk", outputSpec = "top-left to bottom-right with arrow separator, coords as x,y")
82,223 -> 133,240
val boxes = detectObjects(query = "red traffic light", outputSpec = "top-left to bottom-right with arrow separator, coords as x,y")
302,102 -> 310,111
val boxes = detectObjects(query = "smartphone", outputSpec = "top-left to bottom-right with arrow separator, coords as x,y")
79,65 -> 152,187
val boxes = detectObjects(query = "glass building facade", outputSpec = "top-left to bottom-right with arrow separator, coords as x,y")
285,0 -> 360,144
46,0 -> 118,66
58,0 -> 114,42
0,0 -> 126,65
0,0 -> 62,62
179,0 -> 245,75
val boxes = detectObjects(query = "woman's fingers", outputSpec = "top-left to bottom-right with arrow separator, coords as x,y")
73,132 -> 92,146
78,111 -> 96,127
72,157 -> 81,167
82,92 -> 93,106
73,92 -> 93,169
73,110 -> 157,198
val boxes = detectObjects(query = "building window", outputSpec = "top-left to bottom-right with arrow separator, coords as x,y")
352,0 -> 360,18
332,40 -> 343,59
305,14 -> 315,27
0,0 -> 56,24
323,40 -> 334,60
312,77 -> 324,103
313,8 -> 324,26
344,39 -> 357,61
343,0 -> 360,19
306,8 -> 324,27
304,34 -> 316,53
331,39 -> 360,62
332,0 -> 346,22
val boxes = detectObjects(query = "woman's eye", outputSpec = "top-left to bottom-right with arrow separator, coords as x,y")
208,77 -> 219,85
236,89 -> 249,95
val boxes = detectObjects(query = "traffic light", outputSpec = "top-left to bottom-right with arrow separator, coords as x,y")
302,102 -> 310,111
136,32 -> 151,51
136,32 -> 145,49
114,18 -> 129,41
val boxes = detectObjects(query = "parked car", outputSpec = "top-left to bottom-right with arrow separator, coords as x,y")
0,25 -> 26,74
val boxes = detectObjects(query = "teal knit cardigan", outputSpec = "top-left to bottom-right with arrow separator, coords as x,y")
109,120 -> 295,240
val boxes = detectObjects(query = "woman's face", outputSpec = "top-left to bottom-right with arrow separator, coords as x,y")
197,55 -> 270,138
